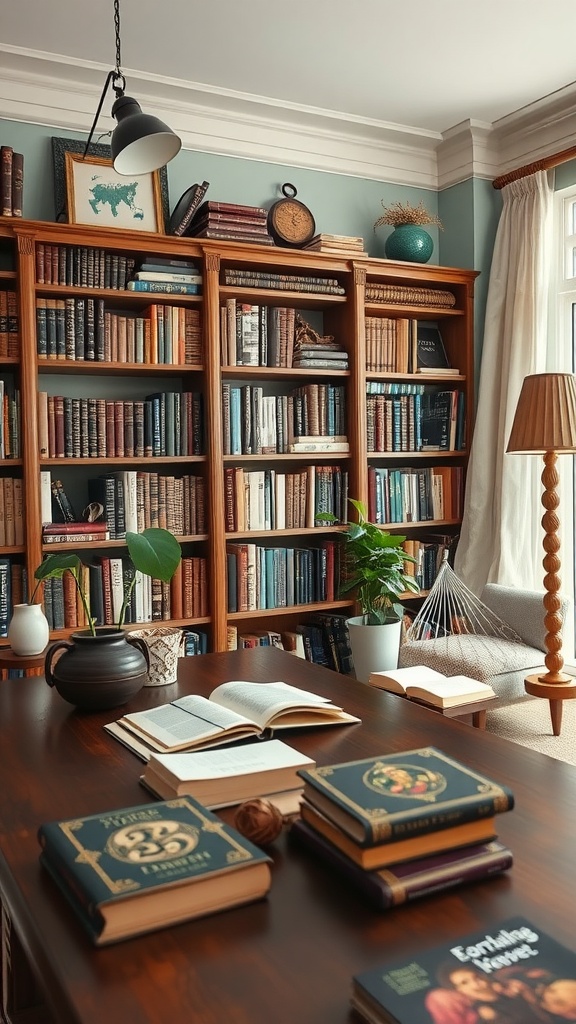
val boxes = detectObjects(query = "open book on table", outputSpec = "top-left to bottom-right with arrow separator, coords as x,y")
368,665 -> 496,708
105,680 -> 360,760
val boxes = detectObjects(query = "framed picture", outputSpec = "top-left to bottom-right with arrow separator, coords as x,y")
51,137 -> 169,233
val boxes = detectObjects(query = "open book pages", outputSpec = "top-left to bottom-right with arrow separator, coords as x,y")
104,680 -> 360,760
140,738 -> 314,809
368,665 -> 495,708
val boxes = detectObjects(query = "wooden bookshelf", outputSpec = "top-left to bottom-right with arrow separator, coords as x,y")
0,216 -> 477,652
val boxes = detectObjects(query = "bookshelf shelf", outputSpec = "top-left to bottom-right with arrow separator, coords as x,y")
0,217 -> 477,657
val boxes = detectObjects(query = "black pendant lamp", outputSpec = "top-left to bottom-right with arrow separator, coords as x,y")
83,0 -> 181,175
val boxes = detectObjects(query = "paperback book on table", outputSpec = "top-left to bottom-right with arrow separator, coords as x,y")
38,797 -> 272,946
297,747 -> 514,846
351,916 -> 576,1024
368,665 -> 496,708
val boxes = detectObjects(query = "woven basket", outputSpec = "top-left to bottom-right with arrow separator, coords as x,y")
130,626 -> 184,687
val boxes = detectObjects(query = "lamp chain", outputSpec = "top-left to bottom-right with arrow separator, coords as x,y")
114,0 -> 122,76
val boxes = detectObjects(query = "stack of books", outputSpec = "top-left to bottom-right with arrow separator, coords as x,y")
304,233 -> 365,255
292,338 -> 349,370
1,145 -> 24,217
42,521 -> 110,544
291,747 -> 514,910
127,257 -> 202,296
188,201 -> 274,245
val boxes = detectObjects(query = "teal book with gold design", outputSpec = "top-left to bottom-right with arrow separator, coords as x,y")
297,747 -> 514,847
38,797 -> 272,945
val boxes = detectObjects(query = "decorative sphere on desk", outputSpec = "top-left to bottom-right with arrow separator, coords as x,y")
234,798 -> 284,846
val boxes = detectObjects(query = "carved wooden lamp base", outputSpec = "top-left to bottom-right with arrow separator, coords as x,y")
525,449 -> 575,736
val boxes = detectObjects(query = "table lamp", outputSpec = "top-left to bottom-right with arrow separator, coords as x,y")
506,371 -> 576,735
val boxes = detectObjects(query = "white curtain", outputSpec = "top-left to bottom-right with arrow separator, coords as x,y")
455,170 -> 563,596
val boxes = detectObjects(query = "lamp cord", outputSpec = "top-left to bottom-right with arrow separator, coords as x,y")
114,0 -> 122,76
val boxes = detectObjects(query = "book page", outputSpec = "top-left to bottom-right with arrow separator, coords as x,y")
407,677 -> 494,701
209,680 -> 342,729
119,694 -> 258,749
369,665 -> 446,693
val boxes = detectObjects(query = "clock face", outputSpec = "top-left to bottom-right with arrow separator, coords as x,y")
270,199 -> 315,246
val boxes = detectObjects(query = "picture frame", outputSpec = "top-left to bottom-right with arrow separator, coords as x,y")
51,137 -> 169,233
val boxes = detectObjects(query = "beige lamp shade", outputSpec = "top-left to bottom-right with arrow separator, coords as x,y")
506,372 -> 576,454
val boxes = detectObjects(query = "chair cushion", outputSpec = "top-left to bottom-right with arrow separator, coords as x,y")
399,634 -> 544,684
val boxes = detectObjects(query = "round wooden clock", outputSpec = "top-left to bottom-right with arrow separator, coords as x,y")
267,183 -> 316,248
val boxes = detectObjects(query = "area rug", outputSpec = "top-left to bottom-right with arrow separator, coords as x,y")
485,697 -> 576,766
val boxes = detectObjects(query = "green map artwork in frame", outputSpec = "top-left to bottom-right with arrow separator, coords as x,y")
51,137 -> 169,233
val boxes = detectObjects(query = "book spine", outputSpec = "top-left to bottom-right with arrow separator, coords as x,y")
172,180 -> 210,236
1,146 -> 13,216
126,281 -> 201,295
11,152 -> 23,217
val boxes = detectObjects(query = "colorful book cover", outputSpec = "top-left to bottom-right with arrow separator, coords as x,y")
38,797 -> 272,945
297,747 -> 514,846
290,821 -> 512,909
351,917 -> 576,1024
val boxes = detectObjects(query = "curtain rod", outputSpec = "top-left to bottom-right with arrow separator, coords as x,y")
493,144 -> 576,189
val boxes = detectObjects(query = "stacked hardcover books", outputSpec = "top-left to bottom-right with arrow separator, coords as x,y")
304,233 -> 366,255
127,256 -> 202,296
291,747 -> 514,910
188,201 -> 274,245
293,338 -> 349,371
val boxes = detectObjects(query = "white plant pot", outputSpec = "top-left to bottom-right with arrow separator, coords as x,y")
346,615 -> 402,684
8,603 -> 50,656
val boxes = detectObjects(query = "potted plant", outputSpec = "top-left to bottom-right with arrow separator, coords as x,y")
334,500 -> 420,682
374,199 -> 443,263
35,527 -> 182,711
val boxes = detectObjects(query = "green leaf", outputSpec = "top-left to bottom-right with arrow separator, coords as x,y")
34,553 -> 82,580
125,528 -> 181,583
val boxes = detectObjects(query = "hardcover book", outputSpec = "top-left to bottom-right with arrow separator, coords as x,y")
367,665 -> 496,708
416,322 -> 451,370
141,738 -> 315,807
297,747 -> 514,846
351,917 -> 576,1024
290,821 -> 513,908
299,802 -> 497,869
38,797 -> 272,946
105,680 -> 360,760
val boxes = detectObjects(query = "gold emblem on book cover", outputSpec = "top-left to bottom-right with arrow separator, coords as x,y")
364,762 -> 447,802
106,819 -> 199,863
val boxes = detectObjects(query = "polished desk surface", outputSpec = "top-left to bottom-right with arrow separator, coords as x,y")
0,647 -> 574,1024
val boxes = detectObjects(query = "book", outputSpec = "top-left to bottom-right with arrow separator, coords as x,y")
168,180 -> 210,236
350,916 -> 576,1024
140,738 -> 315,807
367,665 -> 496,708
1,146 -> 13,216
132,271 -> 203,284
105,680 -> 360,759
37,797 -> 272,946
416,323 -> 451,370
299,802 -> 498,869
288,441 -> 350,452
297,747 -> 514,846
42,531 -> 110,543
290,821 -> 513,908
42,520 -> 108,534
126,281 -> 201,295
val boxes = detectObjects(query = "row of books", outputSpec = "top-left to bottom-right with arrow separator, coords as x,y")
364,282 -> 456,307
226,538 -> 341,612
187,201 -> 274,246
35,244 -> 135,289
0,290 -> 19,357
0,381 -> 20,459
36,298 -> 202,364
42,555 -> 208,630
0,475 -> 23,546
0,558 -> 27,635
221,300 -> 296,367
224,464 -> 349,532
365,316 -> 457,374
226,612 -> 354,674
0,146 -> 23,218
291,747 -> 514,916
367,464 -> 463,524
366,388 -> 465,452
402,537 -> 455,591
223,268 -> 346,295
37,391 -> 204,459
222,382 -> 347,456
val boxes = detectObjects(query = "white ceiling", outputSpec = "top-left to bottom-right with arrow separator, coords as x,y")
1,0 -> 576,188
2,0 -> 576,133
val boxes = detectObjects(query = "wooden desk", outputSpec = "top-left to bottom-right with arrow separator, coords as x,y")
0,648 -> 574,1024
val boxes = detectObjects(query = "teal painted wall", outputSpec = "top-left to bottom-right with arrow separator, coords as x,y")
0,118 -> 443,259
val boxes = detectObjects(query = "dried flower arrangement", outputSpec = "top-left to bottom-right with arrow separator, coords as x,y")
374,199 -> 443,231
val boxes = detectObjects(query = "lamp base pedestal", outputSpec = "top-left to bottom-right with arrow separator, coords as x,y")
524,673 -> 576,736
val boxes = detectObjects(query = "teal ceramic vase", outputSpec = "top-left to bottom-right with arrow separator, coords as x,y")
384,223 -> 434,263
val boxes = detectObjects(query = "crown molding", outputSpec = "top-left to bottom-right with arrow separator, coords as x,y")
0,45 -> 574,191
